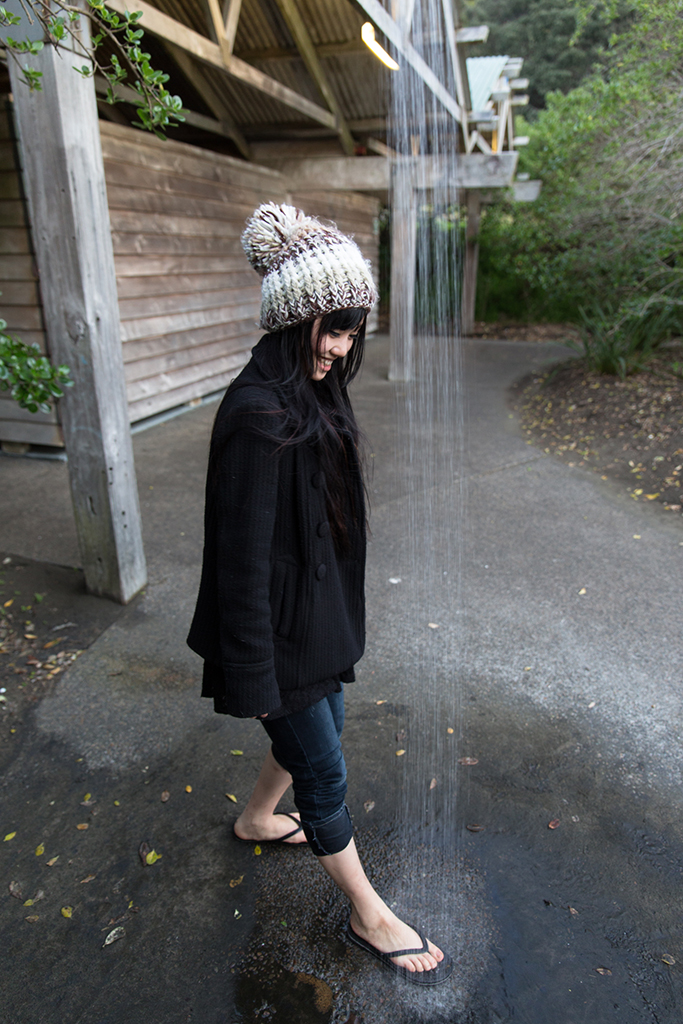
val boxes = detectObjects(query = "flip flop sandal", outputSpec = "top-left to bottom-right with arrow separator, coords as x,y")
232,812 -> 307,845
346,922 -> 454,986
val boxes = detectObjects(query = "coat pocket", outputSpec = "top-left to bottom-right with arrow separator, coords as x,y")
270,559 -> 298,639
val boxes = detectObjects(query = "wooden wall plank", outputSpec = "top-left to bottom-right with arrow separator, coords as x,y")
120,300 -> 260,343
0,255 -> 37,280
116,270 -> 256,299
118,284 -> 260,320
122,319 -> 256,363
0,201 -> 26,227
0,418 -> 64,446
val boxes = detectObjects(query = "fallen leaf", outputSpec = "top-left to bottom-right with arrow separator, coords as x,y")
466,824 -> 485,833
388,577 -> 401,584
4,831 -> 16,842
645,493 -> 659,500
161,790 -> 170,802
76,823 -> 89,831
569,906 -> 579,916
429,778 -> 437,790
145,849 -> 162,865
396,729 -> 406,742
548,819 -> 561,829
375,699 -> 387,705
662,954 -> 676,966
588,701 -> 596,709
43,639 -> 60,648
363,800 -> 375,813
138,841 -> 151,866
185,785 -> 192,793
225,793 -> 237,803
83,793 -> 91,802
395,749 -> 405,756
280,919 -> 287,928
571,815 -> 580,823
633,489 -> 643,496
113,800 -> 120,807
254,845 -> 262,856
23,898 -> 35,906
447,727 -> 454,734
595,967 -> 612,976
230,750 -> 243,756
9,881 -> 23,899
47,856 -> 59,867
234,909 -> 242,919
524,666 -> 531,671
25,915 -> 39,923
80,874 -> 96,884
24,633 -> 36,640
427,622 -> 439,629
633,534 -> 641,540
35,843 -> 45,856
578,588 -> 587,595
61,906 -> 73,919
3,598 -> 13,607
103,926 -> 125,947
458,756 -> 479,766
229,875 -> 244,888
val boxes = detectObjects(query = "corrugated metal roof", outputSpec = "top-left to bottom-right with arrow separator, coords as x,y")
466,55 -> 510,112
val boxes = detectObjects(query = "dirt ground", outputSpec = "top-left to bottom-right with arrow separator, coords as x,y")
507,335 -> 683,516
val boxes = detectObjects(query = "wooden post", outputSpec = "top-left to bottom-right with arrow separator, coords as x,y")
389,163 -> 418,381
9,43 -> 147,603
461,189 -> 481,336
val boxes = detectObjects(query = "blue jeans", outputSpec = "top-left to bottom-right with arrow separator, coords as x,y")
261,688 -> 353,856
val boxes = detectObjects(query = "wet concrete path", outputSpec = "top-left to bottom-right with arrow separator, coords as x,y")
1,335 -> 682,1023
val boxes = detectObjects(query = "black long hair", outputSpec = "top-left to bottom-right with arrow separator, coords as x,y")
251,307 -> 369,552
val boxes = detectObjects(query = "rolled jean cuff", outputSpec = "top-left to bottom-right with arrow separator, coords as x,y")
302,803 -> 353,857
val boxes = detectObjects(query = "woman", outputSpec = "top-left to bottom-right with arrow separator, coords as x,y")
188,203 -> 452,985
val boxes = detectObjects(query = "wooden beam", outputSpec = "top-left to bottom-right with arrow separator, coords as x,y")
461,189 -> 480,335
164,44 -> 252,158
354,0 -> 465,126
223,0 -> 243,54
10,50 -> 147,603
389,161 -> 417,381
105,0 -> 337,128
273,0 -> 355,155
455,25 -> 489,43
276,152 -> 518,191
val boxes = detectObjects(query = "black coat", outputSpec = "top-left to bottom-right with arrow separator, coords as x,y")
187,335 -> 366,719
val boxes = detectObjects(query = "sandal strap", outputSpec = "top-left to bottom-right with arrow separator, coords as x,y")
383,927 -> 429,958
276,812 -> 303,841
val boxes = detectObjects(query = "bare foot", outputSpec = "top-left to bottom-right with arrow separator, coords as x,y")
349,910 -> 444,973
234,811 -> 308,845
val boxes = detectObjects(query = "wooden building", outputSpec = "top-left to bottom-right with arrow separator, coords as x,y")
0,0 -> 526,601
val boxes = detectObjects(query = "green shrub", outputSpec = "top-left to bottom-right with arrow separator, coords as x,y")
0,328 -> 72,413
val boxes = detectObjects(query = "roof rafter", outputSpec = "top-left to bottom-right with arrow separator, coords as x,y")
273,0 -> 355,155
105,0 -> 337,130
164,41 -> 252,159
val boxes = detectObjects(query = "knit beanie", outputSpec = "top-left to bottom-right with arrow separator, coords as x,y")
241,203 -> 378,332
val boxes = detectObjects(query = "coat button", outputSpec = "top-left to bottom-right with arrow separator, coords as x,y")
317,520 -> 330,537
311,471 -> 325,489
315,563 -> 327,580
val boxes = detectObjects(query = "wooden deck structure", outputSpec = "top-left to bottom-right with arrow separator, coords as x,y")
0,0 -> 530,600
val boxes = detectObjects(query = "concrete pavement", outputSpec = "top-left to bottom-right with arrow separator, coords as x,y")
1,334 -> 682,1024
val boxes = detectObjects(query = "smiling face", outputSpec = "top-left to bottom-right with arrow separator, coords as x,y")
310,316 -> 362,381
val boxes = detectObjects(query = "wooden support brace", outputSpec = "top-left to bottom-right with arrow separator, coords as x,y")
10,49 -> 147,603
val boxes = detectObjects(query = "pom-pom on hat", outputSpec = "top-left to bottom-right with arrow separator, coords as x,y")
241,202 -> 378,332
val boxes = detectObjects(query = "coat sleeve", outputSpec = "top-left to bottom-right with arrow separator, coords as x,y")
211,406 -> 282,717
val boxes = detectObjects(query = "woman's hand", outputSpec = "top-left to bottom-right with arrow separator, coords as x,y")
253,713 -> 269,719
